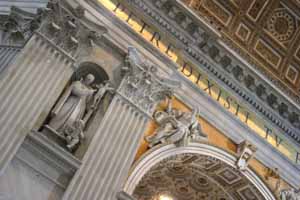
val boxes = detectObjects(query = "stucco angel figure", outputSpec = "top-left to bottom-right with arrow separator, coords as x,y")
45,74 -> 114,150
145,99 -> 207,147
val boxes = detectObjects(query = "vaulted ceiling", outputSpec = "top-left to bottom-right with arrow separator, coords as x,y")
133,153 -> 267,200
182,0 -> 300,100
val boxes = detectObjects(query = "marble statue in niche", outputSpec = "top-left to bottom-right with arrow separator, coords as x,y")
145,99 -> 207,147
44,74 -> 114,151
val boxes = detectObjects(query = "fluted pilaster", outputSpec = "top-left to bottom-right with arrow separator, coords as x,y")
0,46 -> 21,74
0,33 -> 74,174
63,95 -> 148,200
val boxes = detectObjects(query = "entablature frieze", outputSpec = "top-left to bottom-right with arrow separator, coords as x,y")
149,0 -> 300,142
97,0 -> 300,154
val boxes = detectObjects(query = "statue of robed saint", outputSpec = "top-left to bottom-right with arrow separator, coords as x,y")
45,74 -> 114,150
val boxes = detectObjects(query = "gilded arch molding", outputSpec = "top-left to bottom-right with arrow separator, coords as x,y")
124,143 -> 275,200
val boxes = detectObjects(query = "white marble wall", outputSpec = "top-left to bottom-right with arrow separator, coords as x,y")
0,34 -> 74,175
0,155 -> 64,200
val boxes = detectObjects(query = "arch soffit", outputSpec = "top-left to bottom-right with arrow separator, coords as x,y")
124,143 -> 275,200
76,57 -> 112,76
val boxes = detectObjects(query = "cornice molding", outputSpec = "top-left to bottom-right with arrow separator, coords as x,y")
16,131 -> 81,188
119,0 -> 300,145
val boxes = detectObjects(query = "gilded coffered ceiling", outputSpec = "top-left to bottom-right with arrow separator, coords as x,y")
133,153 -> 266,200
182,0 -> 300,98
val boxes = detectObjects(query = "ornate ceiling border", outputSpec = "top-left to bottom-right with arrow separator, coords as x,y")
124,143 -> 275,200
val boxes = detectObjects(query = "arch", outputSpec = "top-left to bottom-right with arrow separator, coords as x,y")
73,62 -> 109,84
124,143 -> 275,200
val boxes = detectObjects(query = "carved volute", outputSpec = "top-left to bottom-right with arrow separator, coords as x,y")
0,6 -> 42,46
118,47 -> 180,116
36,0 -> 107,57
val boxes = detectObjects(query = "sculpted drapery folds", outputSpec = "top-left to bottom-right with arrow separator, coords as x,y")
32,0 -> 111,151
118,47 -> 205,147
145,99 -> 207,147
45,75 -> 114,150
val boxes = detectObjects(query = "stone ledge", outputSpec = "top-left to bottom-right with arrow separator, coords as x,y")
17,131 -> 82,188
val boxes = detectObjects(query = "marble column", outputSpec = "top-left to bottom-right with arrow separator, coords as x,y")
0,33 -> 75,174
63,47 -> 177,200
63,95 -> 148,200
0,46 -> 21,73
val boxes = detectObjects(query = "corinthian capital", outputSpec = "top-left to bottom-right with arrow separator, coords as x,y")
36,0 -> 107,57
0,6 -> 42,46
118,47 -> 180,116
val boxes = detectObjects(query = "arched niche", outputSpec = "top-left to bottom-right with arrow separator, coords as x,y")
124,143 -> 275,200
41,62 -> 112,158
72,62 -> 112,158
72,62 -> 109,84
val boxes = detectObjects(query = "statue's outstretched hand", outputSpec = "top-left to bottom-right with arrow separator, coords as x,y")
78,120 -> 85,130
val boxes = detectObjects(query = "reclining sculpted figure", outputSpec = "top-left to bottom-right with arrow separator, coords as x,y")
145,99 -> 207,147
